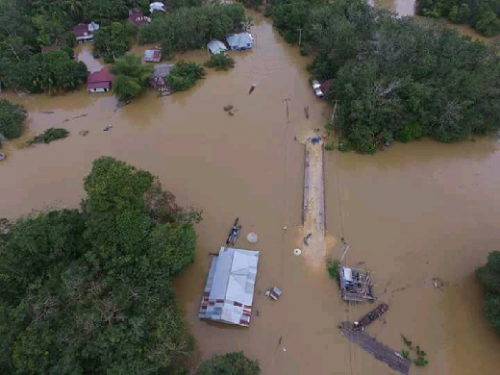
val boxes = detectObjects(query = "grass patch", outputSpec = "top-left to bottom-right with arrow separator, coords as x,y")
204,54 -> 235,71
28,128 -> 69,145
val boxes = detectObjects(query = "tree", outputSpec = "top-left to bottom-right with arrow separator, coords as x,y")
93,21 -> 137,63
477,252 -> 500,333
0,157 -> 198,374
0,98 -> 27,139
197,352 -> 261,375
23,50 -> 88,94
204,54 -> 235,71
167,60 -> 205,92
111,54 -> 153,100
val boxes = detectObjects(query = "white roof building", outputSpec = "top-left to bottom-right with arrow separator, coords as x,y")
207,39 -> 228,55
199,247 -> 260,327
150,2 -> 166,12
227,33 -> 254,51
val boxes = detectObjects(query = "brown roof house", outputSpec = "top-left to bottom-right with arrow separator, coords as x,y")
128,9 -> 151,27
87,67 -> 114,93
73,22 -> 99,43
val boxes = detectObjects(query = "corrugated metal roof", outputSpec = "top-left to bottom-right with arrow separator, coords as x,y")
207,39 -> 227,54
227,33 -> 254,51
199,247 -> 260,326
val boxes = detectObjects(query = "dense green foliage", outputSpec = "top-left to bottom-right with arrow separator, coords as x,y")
477,251 -> 500,333
204,54 -> 235,71
0,98 -> 26,139
417,0 -> 500,36
28,128 -> 69,146
138,5 -> 247,51
111,54 -> 153,101
271,0 -> 500,153
197,352 -> 261,375
0,0 -> 152,92
167,61 -> 206,92
237,0 -> 264,10
0,157 -> 197,374
327,259 -> 340,280
93,21 -> 137,63
24,50 -> 88,94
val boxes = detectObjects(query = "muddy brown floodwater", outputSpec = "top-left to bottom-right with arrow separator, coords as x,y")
2,9 -> 500,375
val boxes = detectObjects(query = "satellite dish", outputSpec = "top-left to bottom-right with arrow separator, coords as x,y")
247,232 -> 258,243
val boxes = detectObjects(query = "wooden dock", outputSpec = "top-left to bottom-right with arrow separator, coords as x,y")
339,322 -> 412,375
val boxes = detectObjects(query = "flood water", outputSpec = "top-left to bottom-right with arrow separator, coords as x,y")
2,9 -> 500,375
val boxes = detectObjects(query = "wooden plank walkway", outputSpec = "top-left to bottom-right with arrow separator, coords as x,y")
339,322 -> 412,375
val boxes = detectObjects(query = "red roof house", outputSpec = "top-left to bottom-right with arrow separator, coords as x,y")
87,67 -> 115,93
128,10 -> 151,26
73,22 -> 99,43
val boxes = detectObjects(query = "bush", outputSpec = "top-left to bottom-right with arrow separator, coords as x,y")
93,22 -> 137,63
111,55 -> 153,101
27,127 -> 69,145
0,99 -> 27,139
197,352 -> 261,375
167,61 -> 205,92
327,259 -> 340,280
204,54 -> 235,71
477,251 -> 500,333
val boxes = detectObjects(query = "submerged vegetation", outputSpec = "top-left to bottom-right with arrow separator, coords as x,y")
167,61 -> 206,92
477,251 -> 500,334
205,54 -> 236,71
28,128 -> 69,146
197,352 -> 261,375
400,334 -> 429,367
417,0 -> 500,36
270,0 -> 500,153
327,259 -> 340,280
0,99 -> 27,140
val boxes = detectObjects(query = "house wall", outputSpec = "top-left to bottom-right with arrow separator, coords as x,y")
88,87 -> 108,93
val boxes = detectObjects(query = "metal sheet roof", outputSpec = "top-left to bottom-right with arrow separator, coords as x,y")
227,33 -> 254,50
207,39 -> 227,54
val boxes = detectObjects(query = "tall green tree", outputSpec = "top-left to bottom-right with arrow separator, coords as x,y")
110,54 -> 153,100
0,157 -> 198,374
477,252 -> 500,333
197,352 -> 261,375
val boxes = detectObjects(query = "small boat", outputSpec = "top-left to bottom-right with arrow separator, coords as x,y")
353,303 -> 389,331
225,217 -> 241,246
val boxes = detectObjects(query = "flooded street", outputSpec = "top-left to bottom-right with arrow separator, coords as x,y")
2,8 -> 500,375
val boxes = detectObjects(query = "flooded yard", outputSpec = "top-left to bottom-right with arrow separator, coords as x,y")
1,9 -> 500,375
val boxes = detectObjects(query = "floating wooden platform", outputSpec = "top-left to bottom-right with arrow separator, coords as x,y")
339,322 -> 411,375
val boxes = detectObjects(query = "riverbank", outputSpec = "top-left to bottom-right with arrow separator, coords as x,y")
1,8 -> 500,375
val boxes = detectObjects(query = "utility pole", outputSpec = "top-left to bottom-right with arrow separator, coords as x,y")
330,100 -> 339,129
298,29 -> 302,47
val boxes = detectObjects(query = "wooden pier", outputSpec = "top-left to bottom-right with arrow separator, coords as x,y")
339,322 -> 412,375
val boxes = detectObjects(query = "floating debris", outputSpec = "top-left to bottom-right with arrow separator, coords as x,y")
226,217 -> 241,246
432,277 -> 444,290
42,111 -> 54,114
248,84 -> 256,95
223,104 -> 234,112
79,130 -> 89,136
304,106 -> 309,119
303,233 -> 312,245
103,125 -> 113,131
293,248 -> 301,256
247,232 -> 258,243
266,286 -> 283,301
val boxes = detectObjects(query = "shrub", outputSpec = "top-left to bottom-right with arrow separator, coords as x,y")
0,99 -> 27,139
204,54 -> 235,71
327,259 -> 340,280
28,127 -> 69,145
197,352 -> 260,375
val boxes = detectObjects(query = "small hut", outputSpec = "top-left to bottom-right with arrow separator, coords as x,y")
339,266 -> 376,302
144,48 -> 162,63
150,64 -> 174,93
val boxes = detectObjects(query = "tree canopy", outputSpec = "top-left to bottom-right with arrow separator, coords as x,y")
93,21 -> 137,63
0,157 -> 198,374
167,61 -> 206,92
0,98 -> 27,139
111,54 -> 153,101
270,0 -> 500,153
417,0 -> 500,36
197,352 -> 261,375
477,251 -> 500,333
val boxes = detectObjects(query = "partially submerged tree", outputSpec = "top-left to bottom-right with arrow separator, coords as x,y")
93,21 -> 137,63
477,251 -> 500,333
204,54 -> 235,71
197,352 -> 261,375
0,98 -> 27,139
167,60 -> 205,92
111,54 -> 153,101
0,157 -> 198,374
